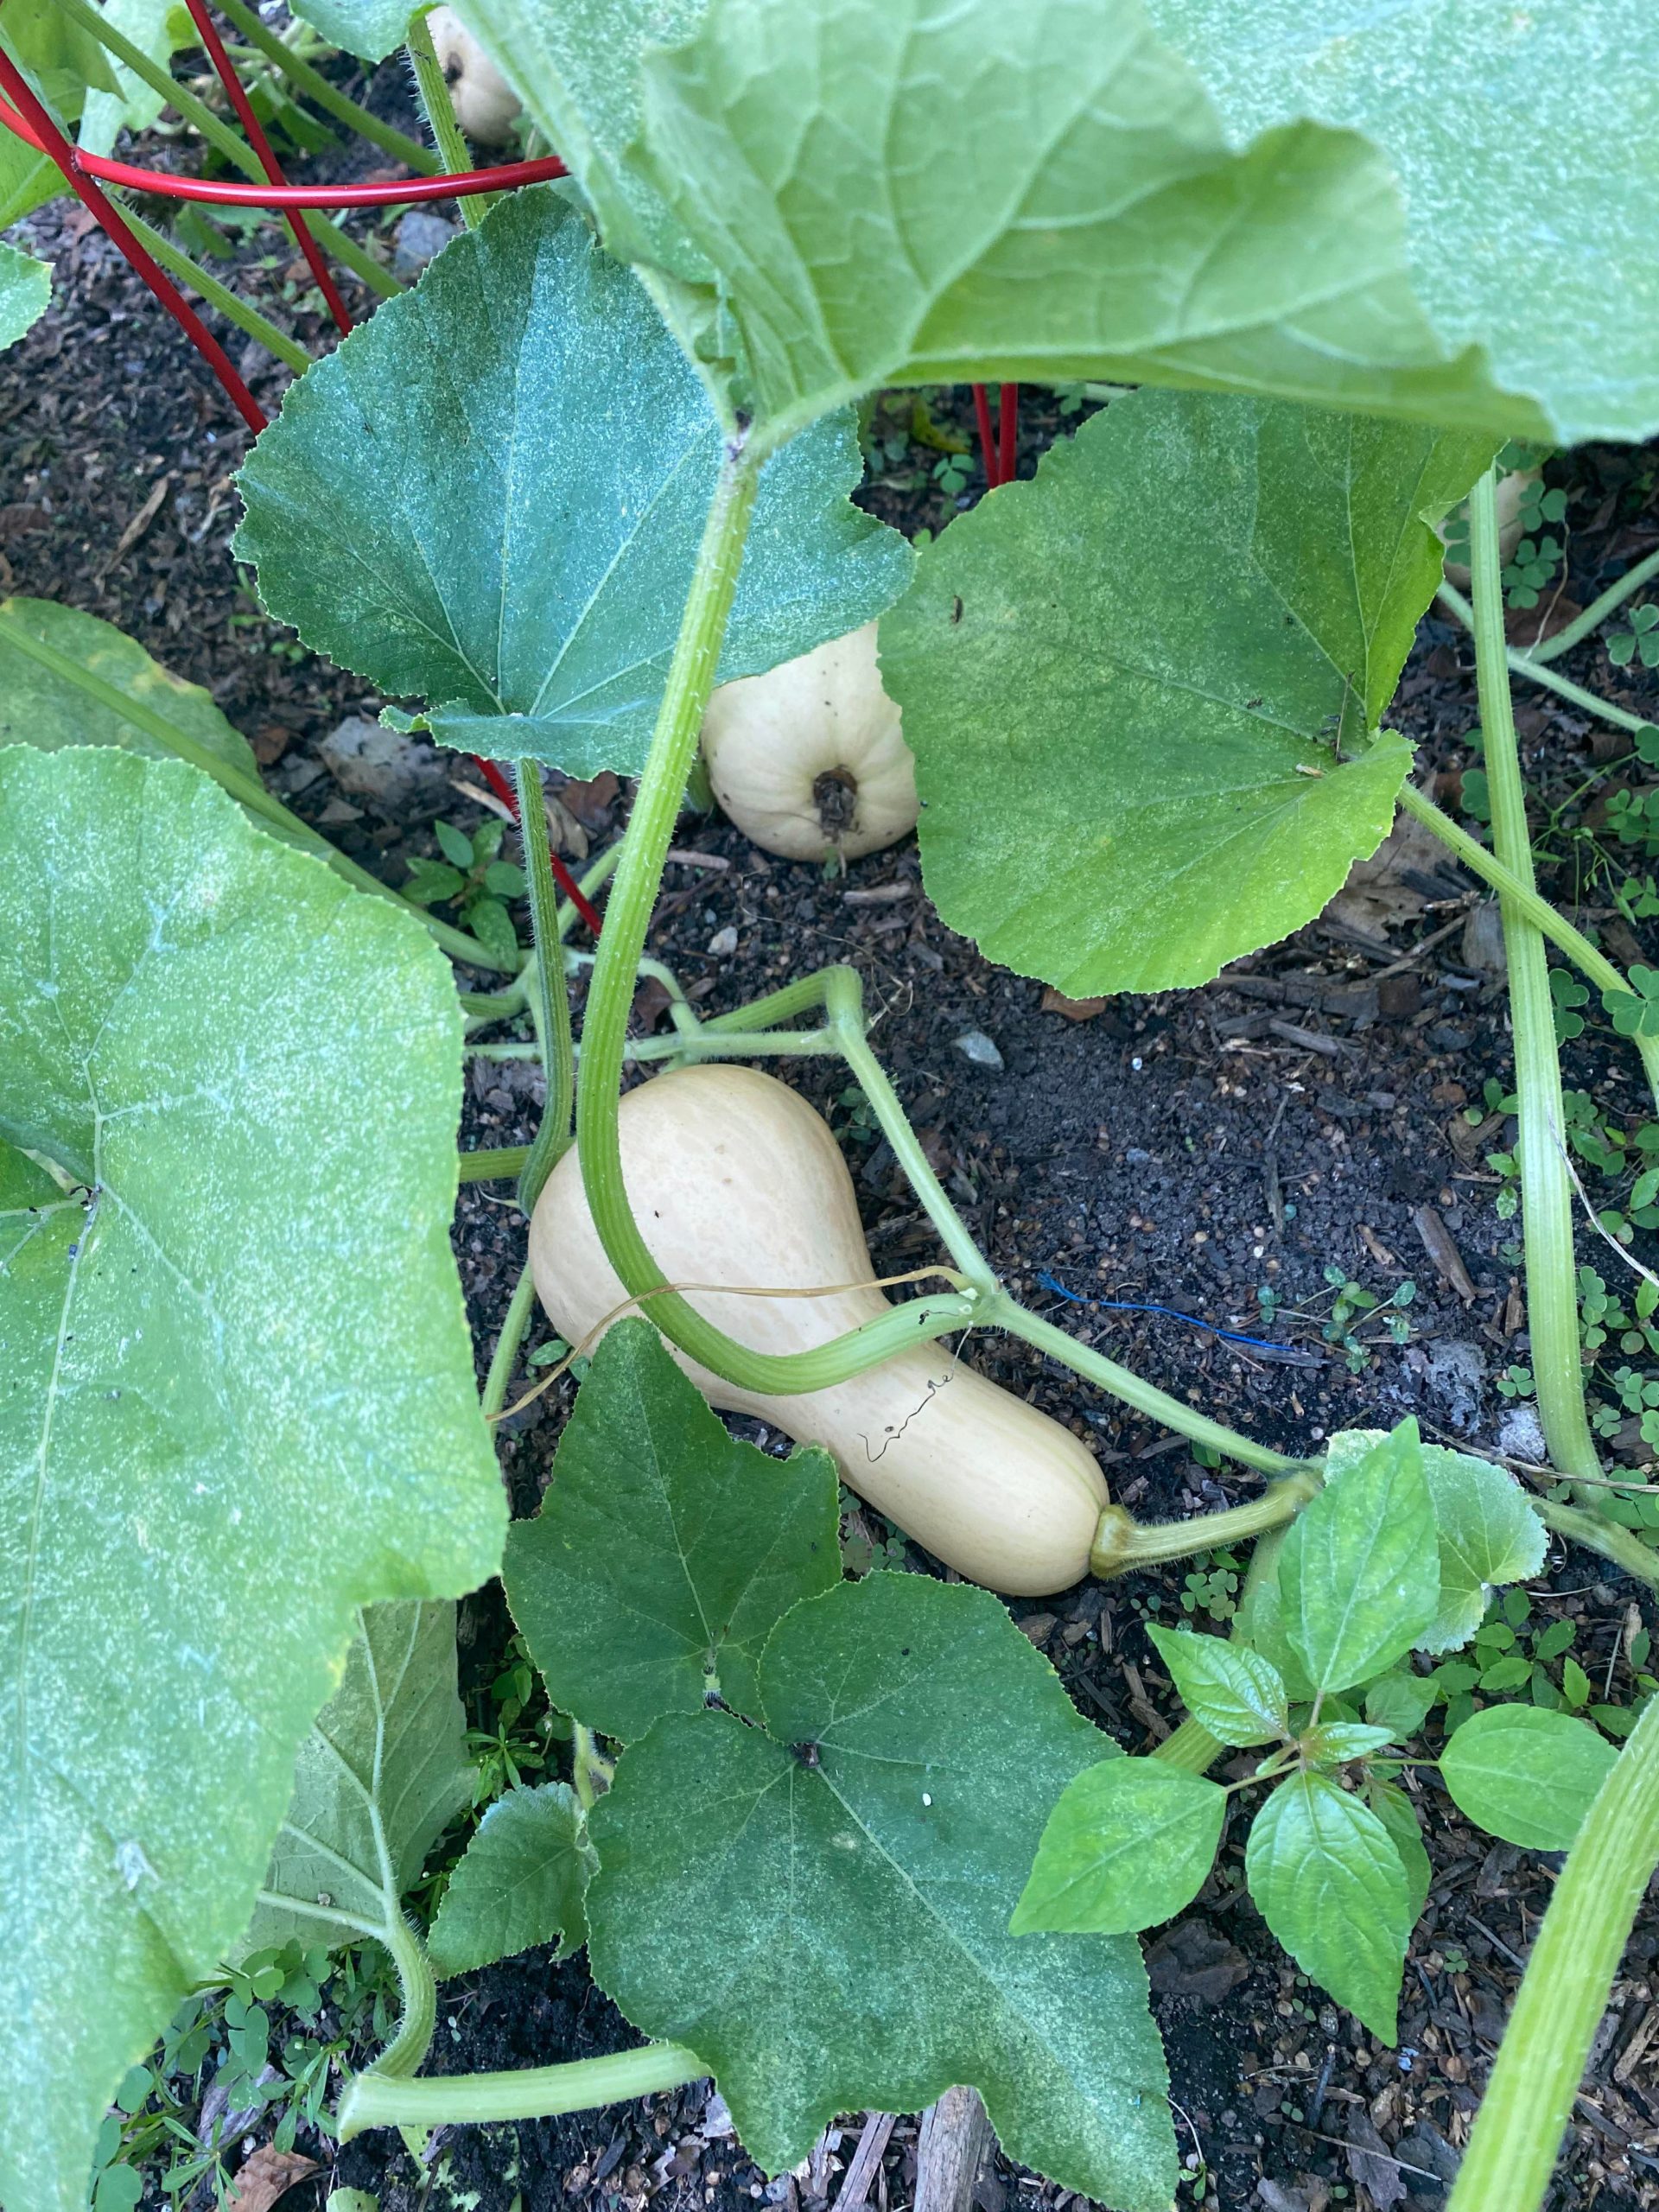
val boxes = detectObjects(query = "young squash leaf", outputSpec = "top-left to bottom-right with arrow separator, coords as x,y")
587,1575 -> 1176,2208
1277,1420 -> 1440,1696
285,0 -> 413,63
1245,1772 -> 1411,2043
0,747 -> 503,2212
1440,1707 -> 1618,1852
0,597 -> 260,779
1011,1758 -> 1227,1936
1146,1624 -> 1287,1747
1323,1431 -> 1546,1654
880,390 -> 1493,995
245,1602 -> 471,1955
234,188 -> 910,776
620,0 -> 1537,447
0,239 -> 49,353
505,1319 -> 841,1738
1142,0 -> 1659,447
428,1781 -> 597,1977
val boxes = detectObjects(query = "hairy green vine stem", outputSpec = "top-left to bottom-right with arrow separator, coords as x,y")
573,445 -> 982,1391
118,204 -> 312,372
405,12 -> 491,229
1400,785 -> 1659,1109
0,608 -> 512,970
1445,1694 -> 1659,2212
1438,582 -> 1653,738
213,0 -> 439,176
1516,543 -> 1659,666
515,758 -> 577,1211
338,2040 -> 707,2139
481,1264 -> 538,1418
372,1916 -> 440,2082
1469,470 -> 1603,1490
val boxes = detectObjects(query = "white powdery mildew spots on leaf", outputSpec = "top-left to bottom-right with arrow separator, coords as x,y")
0,747 -> 504,2212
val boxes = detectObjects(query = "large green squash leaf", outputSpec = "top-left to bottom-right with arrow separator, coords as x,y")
451,0 -> 709,276
0,598 -> 260,779
1142,0 -> 1659,447
880,388 -> 1492,994
505,1319 -> 842,1739
617,0 -> 1538,446
0,747 -> 504,2212
245,1602 -> 471,1955
234,188 -> 910,774
588,1575 -> 1176,2208
0,239 -> 49,351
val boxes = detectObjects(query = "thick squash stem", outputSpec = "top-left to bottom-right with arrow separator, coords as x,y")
1089,1470 -> 1322,1578
1400,785 -> 1659,1111
1444,1694 -> 1659,2212
574,447 -> 988,1395
1468,469 -> 1603,1493
340,2040 -> 706,2139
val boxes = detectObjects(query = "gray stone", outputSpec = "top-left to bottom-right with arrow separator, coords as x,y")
1495,1402 -> 1548,1464
318,716 -> 452,807
392,209 -> 459,280
954,1029 -> 1004,1069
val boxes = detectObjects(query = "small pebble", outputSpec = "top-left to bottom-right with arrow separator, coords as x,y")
707,925 -> 738,956
955,1028 -> 1004,1069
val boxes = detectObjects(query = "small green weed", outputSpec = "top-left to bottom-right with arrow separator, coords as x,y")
404,817 -> 525,968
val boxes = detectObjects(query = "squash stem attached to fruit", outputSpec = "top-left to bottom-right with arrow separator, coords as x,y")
1469,468 -> 1602,1492
515,757 -> 576,1212
1444,1693 -> 1659,2212
338,2040 -> 707,2140
1090,1468 -> 1323,1576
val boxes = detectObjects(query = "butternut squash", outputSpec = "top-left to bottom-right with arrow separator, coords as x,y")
529,1064 -> 1108,1595
426,6 -> 521,146
699,623 -> 918,863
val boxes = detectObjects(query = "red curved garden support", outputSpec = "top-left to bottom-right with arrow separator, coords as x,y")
0,34 -> 267,432
179,0 -> 354,334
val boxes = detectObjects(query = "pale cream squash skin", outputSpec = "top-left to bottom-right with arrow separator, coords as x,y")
529,1064 -> 1109,1595
699,622 -> 919,862
427,7 -> 522,145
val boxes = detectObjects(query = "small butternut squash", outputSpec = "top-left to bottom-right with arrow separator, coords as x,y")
699,623 -> 918,863
427,6 -> 521,146
529,1064 -> 1109,1595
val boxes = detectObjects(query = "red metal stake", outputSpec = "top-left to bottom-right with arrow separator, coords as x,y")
970,383 -> 1000,486
0,40 -> 267,433
180,0 -> 353,335
471,757 -> 605,938
997,382 -> 1019,486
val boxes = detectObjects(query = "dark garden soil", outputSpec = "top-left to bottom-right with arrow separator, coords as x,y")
8,70 -> 1659,2212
